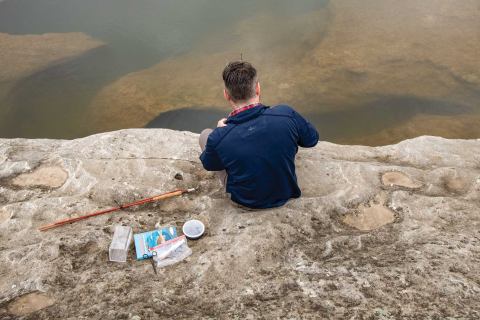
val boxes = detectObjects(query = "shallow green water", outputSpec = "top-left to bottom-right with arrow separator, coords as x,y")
0,0 -> 329,139
0,0 -> 479,145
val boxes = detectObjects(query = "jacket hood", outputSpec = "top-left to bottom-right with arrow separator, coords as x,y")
225,104 -> 269,124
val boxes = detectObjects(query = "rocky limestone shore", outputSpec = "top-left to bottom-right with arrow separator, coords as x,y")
0,129 -> 479,319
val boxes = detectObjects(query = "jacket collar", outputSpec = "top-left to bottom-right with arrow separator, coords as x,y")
228,102 -> 262,117
225,104 -> 269,124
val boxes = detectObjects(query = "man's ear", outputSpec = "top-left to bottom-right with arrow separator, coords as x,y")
223,89 -> 231,101
256,82 -> 261,96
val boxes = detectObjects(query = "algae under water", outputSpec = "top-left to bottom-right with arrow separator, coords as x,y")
0,0 -> 479,145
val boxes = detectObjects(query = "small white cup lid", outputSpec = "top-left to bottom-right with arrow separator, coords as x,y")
183,220 -> 205,239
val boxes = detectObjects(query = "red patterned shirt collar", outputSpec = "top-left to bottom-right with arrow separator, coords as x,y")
228,102 -> 262,118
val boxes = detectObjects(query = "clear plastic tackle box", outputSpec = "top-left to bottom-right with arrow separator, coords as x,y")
109,226 -> 132,262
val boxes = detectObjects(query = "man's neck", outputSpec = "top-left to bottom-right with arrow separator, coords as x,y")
230,98 -> 260,111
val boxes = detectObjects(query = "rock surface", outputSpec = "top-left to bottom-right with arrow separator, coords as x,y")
5,292 -> 54,317
86,0 -> 480,144
0,129 -> 479,318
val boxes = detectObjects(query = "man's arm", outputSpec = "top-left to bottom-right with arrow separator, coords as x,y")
200,132 -> 226,171
294,110 -> 319,148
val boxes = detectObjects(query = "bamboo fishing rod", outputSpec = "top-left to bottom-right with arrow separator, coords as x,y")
38,188 -> 195,232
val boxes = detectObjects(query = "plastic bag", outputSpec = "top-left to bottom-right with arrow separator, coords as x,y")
151,235 -> 192,268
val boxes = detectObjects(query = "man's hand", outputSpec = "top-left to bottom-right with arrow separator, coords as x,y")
217,118 -> 227,128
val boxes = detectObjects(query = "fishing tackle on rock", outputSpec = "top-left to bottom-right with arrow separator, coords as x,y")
144,252 -> 157,275
38,188 -> 195,232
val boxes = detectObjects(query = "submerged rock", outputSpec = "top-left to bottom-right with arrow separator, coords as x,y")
0,32 -> 106,85
0,32 -> 107,119
0,129 -> 479,318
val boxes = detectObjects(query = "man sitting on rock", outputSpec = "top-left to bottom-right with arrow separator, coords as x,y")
199,61 -> 319,209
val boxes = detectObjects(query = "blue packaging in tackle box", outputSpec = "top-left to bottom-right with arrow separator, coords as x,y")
134,226 -> 177,260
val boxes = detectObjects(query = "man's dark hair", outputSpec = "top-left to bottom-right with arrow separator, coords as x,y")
222,61 -> 258,103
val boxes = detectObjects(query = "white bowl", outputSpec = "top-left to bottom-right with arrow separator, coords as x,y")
182,220 -> 205,240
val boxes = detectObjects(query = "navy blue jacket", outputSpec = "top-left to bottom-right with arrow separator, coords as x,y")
200,104 -> 319,209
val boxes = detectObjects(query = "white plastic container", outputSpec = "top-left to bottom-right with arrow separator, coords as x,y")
182,220 -> 205,240
109,226 -> 132,262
